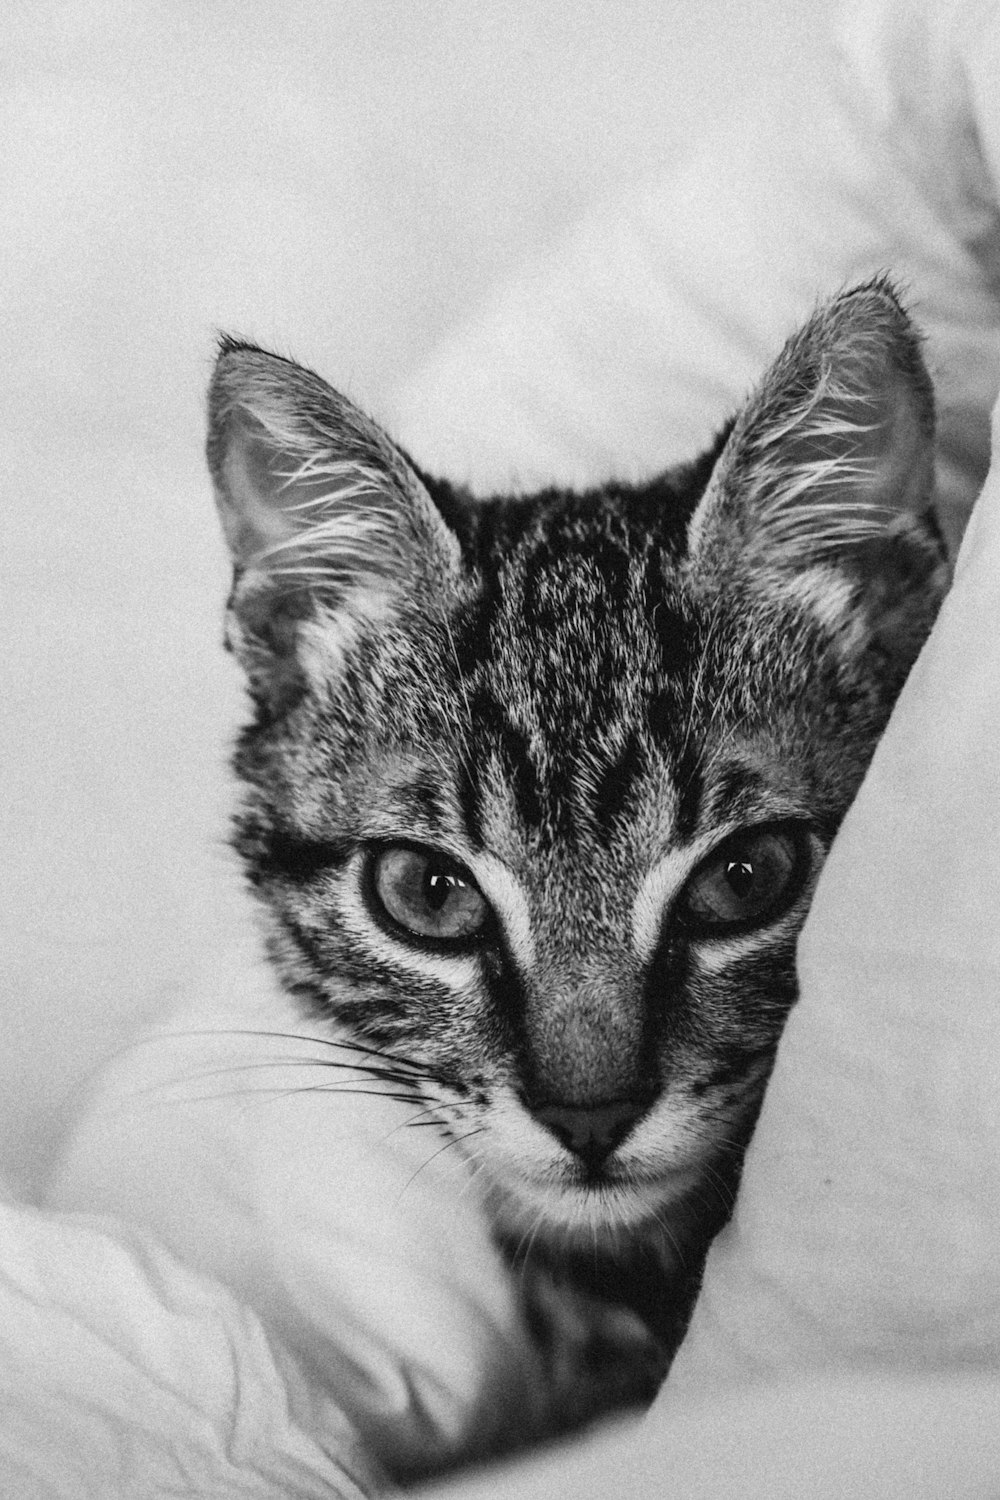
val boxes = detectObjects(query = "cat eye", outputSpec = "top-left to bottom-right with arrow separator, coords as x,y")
369,844 -> 489,946
677,824 -> 807,936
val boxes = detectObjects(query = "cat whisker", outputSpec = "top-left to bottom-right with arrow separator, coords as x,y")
172,1055 -> 436,1091
123,1078 -> 431,1117
645,1205 -> 689,1272
141,1062 -> 437,1114
422,1137 -> 490,1220
160,1025 -> 441,1085
391,1098 -> 463,1132
220,1027 -> 433,1075
212,1080 -> 427,1109
270,1077 -> 429,1105
510,1206 -> 551,1280
695,1161 -> 740,1212
394,1126 -> 487,1203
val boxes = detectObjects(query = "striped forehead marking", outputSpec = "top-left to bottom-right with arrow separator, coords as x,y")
447,562 -> 700,850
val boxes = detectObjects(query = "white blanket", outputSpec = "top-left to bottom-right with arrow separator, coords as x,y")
49,945 -> 550,1484
0,1191 -> 382,1500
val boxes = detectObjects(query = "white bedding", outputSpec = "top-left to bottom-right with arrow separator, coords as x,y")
0,1192 -> 382,1500
25,0 -> 1000,1493
395,0 -> 1000,562
49,943 -> 549,1484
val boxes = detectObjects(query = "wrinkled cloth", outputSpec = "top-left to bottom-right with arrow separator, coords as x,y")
0,1191 -> 383,1500
49,944 -> 548,1484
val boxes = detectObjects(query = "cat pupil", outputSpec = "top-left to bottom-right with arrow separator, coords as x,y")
424,866 -> 459,912
725,859 -> 755,898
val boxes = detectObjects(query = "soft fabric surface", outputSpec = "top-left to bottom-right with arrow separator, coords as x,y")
415,1373 -> 1000,1500
50,935 -> 549,1483
0,1193 -> 382,1500
396,0 -> 1000,561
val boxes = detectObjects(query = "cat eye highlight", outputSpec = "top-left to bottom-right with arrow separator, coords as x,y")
368,844 -> 490,947
676,824 -> 809,937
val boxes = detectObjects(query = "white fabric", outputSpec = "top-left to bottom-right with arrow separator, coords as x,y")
394,0 -> 1000,562
49,941 -> 547,1484
0,1194 -> 382,1500
413,1372 -> 1000,1500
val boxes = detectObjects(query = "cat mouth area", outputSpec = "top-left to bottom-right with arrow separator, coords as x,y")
489,1162 -> 705,1245
562,1163 -> 702,1208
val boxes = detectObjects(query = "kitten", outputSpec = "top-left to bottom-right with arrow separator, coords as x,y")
207,279 -> 947,1420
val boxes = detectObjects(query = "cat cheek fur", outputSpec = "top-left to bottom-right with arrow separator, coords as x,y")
207,278 -> 948,1262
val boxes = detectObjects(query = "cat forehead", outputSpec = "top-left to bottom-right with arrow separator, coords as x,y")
367,642 -> 802,869
451,532 -> 693,820
481,548 -> 681,702
356,508 -> 834,852
362,717 -> 811,912
459,497 -> 694,684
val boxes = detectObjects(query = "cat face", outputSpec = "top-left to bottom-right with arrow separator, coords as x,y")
208,281 -> 948,1251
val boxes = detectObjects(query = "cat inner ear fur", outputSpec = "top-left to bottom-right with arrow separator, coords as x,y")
207,339 -> 461,713
686,279 -> 950,661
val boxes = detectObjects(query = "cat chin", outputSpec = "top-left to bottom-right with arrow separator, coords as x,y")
484,1165 -> 702,1252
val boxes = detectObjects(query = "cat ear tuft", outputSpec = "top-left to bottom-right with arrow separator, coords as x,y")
207,340 -> 461,712
687,279 -> 938,574
686,279 -> 949,664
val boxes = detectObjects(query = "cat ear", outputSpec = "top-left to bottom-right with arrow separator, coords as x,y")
686,279 -> 948,654
207,340 -> 462,712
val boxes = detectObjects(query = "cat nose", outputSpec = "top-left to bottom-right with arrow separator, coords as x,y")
534,1098 -> 647,1167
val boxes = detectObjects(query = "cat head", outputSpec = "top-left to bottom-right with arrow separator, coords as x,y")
207,280 -> 947,1250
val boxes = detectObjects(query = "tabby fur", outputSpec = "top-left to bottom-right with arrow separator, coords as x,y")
207,279 -> 947,1376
